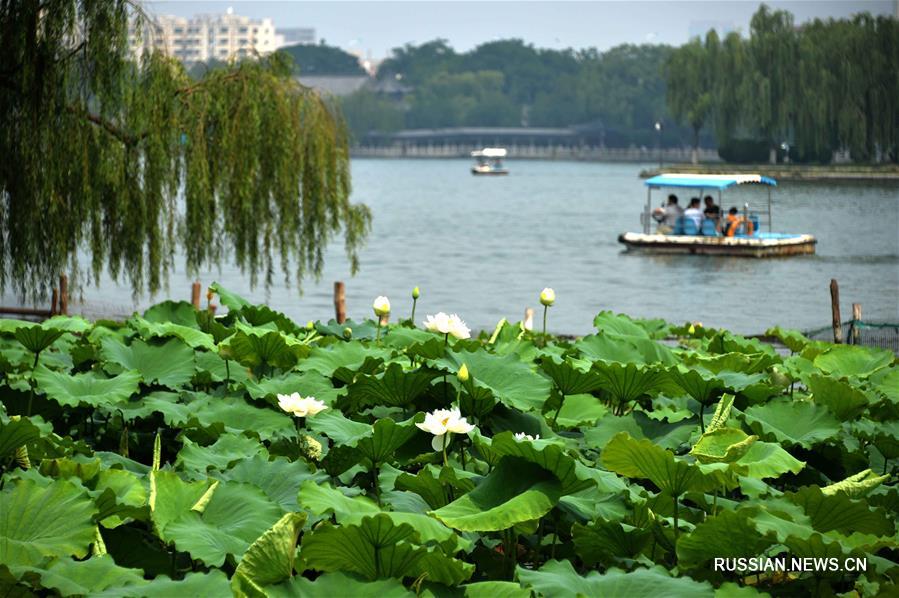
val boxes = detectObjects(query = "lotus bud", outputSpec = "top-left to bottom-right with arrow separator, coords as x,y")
343,327 -> 353,340
540,288 -> 556,307
306,320 -> 315,331
457,363 -> 469,383
412,286 -> 420,299
373,296 -> 391,317
206,288 -> 214,302
688,324 -> 696,335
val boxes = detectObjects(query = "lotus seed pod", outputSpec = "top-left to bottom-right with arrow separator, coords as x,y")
343,327 -> 353,340
458,363 -> 469,383
412,286 -> 420,299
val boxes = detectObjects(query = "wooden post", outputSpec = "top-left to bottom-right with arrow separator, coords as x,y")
851,303 -> 862,345
334,281 -> 346,324
59,274 -> 68,315
190,281 -> 201,309
829,279 -> 842,344
51,288 -> 59,316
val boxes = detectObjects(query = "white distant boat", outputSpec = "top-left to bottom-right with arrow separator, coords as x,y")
471,148 -> 509,176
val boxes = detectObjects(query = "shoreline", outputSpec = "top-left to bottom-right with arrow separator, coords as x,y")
639,163 -> 899,183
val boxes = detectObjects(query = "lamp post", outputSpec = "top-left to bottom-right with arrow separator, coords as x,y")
654,121 -> 663,171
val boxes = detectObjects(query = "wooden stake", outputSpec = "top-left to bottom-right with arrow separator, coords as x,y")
851,303 -> 862,345
829,279 -> 842,344
523,307 -> 535,331
190,281 -> 201,309
334,281 -> 346,324
59,274 -> 68,316
51,288 -> 59,316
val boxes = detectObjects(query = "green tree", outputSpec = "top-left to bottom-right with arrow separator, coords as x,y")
666,38 -> 714,163
0,0 -> 370,299
340,89 -> 404,141
278,42 -> 366,76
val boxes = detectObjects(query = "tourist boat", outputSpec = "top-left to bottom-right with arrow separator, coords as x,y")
618,173 -> 816,257
471,148 -> 509,175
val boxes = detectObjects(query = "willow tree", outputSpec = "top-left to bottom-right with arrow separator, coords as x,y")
0,0 -> 371,301
665,36 -> 714,164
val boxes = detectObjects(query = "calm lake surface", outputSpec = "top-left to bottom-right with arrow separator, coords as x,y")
23,160 -> 899,335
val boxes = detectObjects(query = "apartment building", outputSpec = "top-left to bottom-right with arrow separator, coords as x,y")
130,9 -> 284,63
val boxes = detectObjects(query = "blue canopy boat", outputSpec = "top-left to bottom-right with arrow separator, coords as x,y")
618,173 -> 816,257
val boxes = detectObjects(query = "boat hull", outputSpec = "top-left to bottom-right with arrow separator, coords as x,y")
618,232 -> 816,257
471,168 -> 509,176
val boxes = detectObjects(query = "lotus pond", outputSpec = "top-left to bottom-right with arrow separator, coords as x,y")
0,284 -> 897,597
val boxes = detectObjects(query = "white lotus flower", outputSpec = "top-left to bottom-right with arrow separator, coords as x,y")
416,407 -> 475,451
423,312 -> 452,334
540,288 -> 556,307
447,314 -> 471,340
277,393 -> 328,418
373,296 -> 391,317
514,432 -> 539,442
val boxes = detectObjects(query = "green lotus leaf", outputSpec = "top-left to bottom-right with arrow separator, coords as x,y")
41,315 -> 92,333
583,411 -> 695,452
813,345 -> 893,379
237,305 -> 303,335
195,350 -> 251,384
539,357 -> 603,396
149,470 -> 217,537
552,393 -> 609,427
298,341 -> 391,379
431,458 -> 562,532
380,326 -> 438,348
266,572 -> 412,598
593,311 -> 656,338
0,479 -> 97,566
143,300 -> 200,327
575,333 -> 654,365
516,559 -> 714,598
184,393 -> 295,441
730,441 -> 805,479
90,469 -> 148,527
315,318 -> 380,340
116,391 -> 192,426
765,326 -> 816,353
601,432 -> 720,495
668,366 -> 726,407
209,282 -> 252,312
571,519 -> 652,565
675,509 -> 772,567
0,416 -> 41,459
11,555 -> 146,596
347,362 -> 439,408
592,362 -> 669,406
706,394 -> 735,432
34,367 -> 141,408
307,411 -> 423,464
742,399 -> 841,448
129,316 -> 215,350
13,325 -> 67,356
219,329 -> 304,370
243,371 -> 341,405
807,374 -> 868,420
100,336 -> 195,389
852,420 -> 899,459
231,512 -> 307,595
690,428 -> 758,464
298,480 -> 458,547
164,481 -> 284,567
218,455 -> 327,512
870,367 -> 899,405
460,581 -> 531,598
176,434 -> 268,475
822,469 -> 890,498
300,514 -> 473,585
481,431 -> 595,495
429,349 -> 551,413
786,486 -> 895,536
394,467 -> 456,509
91,571 -> 232,597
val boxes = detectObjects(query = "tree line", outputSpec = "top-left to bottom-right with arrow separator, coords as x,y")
667,5 -> 898,164
333,5 -> 897,164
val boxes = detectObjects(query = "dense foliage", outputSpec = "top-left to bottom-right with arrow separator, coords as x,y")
0,0 -> 371,300
667,6 -> 899,163
278,43 -> 367,76
1,286 -> 896,596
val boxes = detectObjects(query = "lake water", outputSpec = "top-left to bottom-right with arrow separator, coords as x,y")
11,159 -> 899,335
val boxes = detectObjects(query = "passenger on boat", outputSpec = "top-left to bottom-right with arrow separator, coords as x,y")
652,194 -> 683,234
703,196 -> 721,223
724,206 -> 754,237
684,197 -> 703,231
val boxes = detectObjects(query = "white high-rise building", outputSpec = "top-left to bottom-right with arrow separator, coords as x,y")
130,9 -> 284,63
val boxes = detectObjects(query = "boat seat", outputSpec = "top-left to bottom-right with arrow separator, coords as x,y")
682,218 -> 699,235
673,216 -> 685,235
750,215 -> 760,236
700,219 -> 719,236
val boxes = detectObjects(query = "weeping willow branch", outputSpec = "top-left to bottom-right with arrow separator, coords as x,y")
0,0 -> 370,300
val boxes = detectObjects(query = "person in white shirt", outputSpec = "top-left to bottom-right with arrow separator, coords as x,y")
684,197 -> 703,230
652,194 -> 683,234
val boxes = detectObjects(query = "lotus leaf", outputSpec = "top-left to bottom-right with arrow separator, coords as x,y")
34,367 -> 141,408
231,512 -> 307,595
100,336 -> 195,389
517,560 -> 714,597
742,399 -> 842,448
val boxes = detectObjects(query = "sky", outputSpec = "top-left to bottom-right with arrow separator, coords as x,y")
144,1 -> 896,59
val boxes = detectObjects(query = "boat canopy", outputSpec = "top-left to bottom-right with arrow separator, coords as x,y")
645,173 -> 777,189
471,148 -> 507,158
